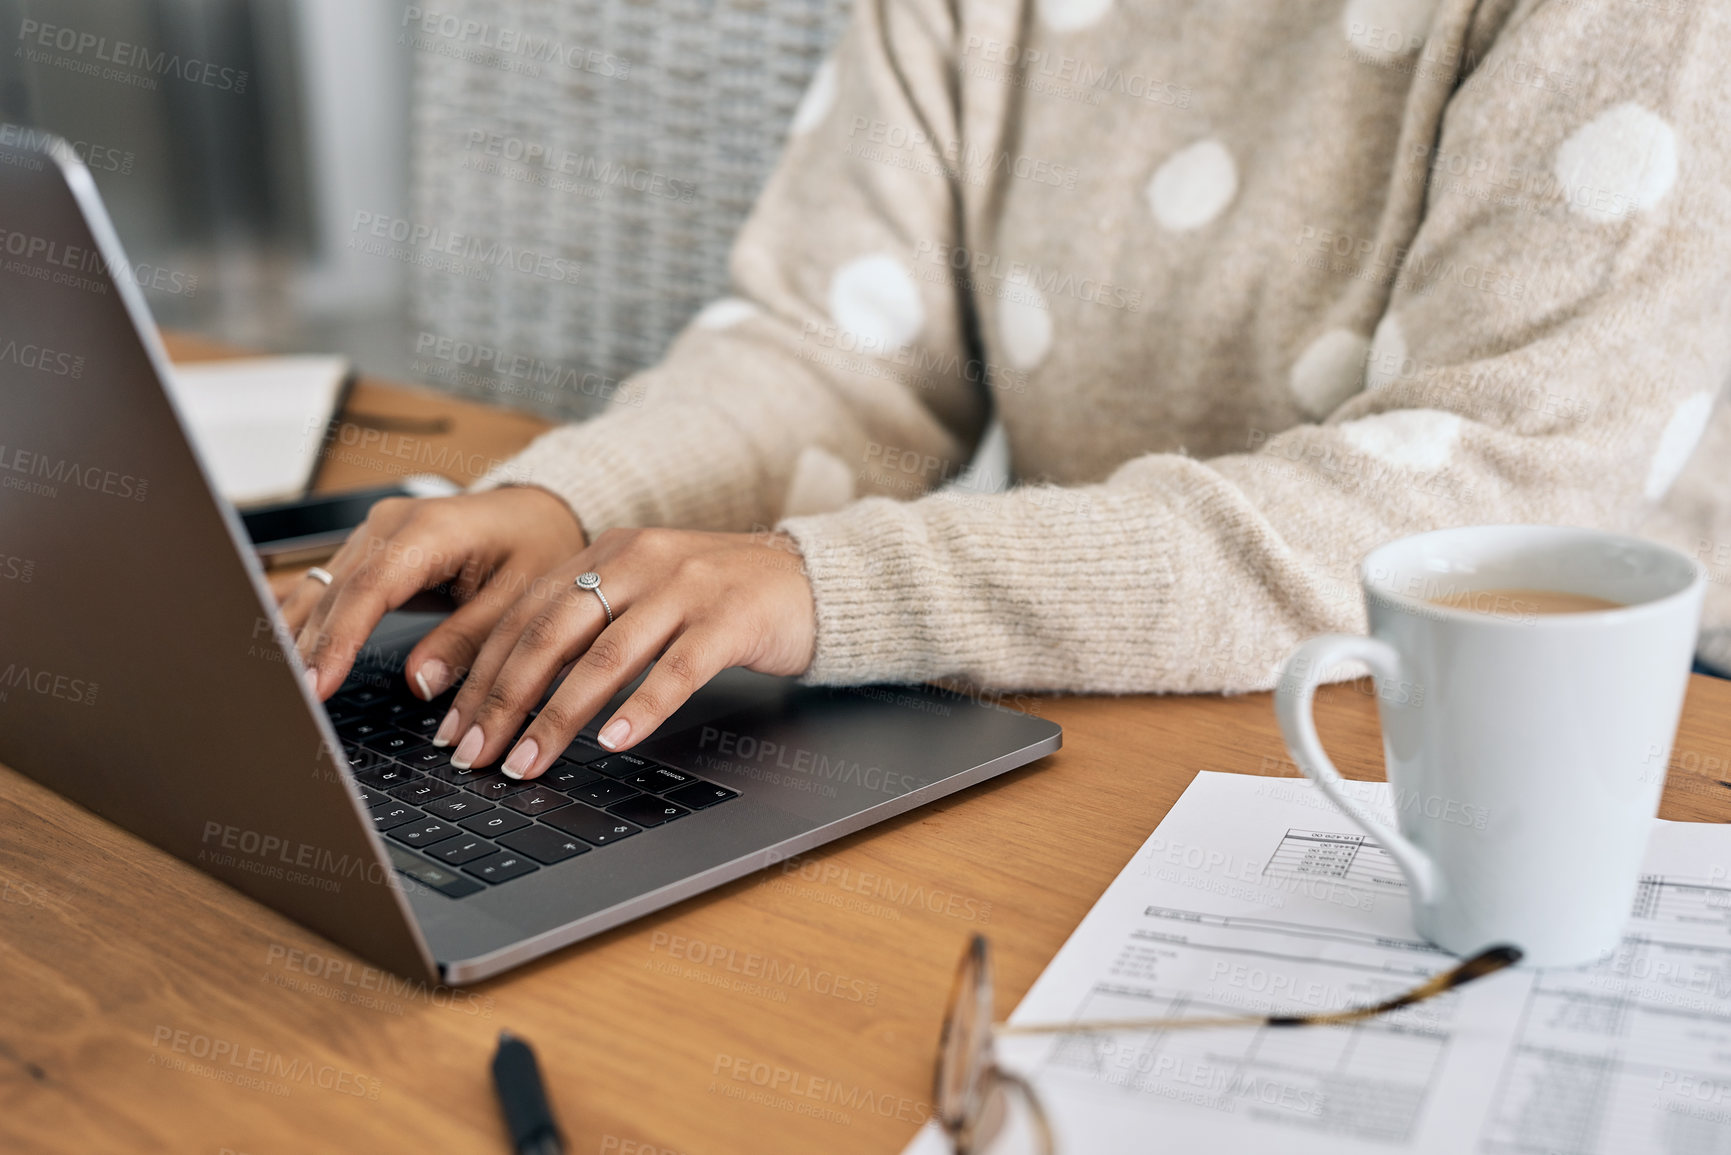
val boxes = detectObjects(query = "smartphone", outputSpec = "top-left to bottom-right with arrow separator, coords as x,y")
241,475 -> 461,563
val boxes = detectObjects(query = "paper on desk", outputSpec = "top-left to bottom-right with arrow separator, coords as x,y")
904,772 -> 1731,1154
163,355 -> 350,506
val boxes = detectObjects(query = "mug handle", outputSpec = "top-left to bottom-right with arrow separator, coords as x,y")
1274,635 -> 1441,905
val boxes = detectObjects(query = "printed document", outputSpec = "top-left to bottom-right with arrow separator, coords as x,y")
904,771 -> 1731,1153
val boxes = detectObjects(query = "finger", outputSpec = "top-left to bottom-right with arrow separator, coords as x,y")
495,599 -> 686,779
444,546 -> 649,768
279,525 -> 371,631
442,571 -> 584,756
406,574 -> 531,735
300,532 -> 466,698
449,572 -> 627,772
287,519 -> 396,649
279,568 -> 334,630
591,628 -> 730,754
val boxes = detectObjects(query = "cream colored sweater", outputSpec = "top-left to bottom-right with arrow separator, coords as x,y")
481,0 -> 1731,691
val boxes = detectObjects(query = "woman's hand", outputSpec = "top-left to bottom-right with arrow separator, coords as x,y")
439,528 -> 817,779
282,487 -> 586,699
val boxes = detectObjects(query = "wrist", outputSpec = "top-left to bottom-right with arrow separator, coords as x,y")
507,484 -> 588,549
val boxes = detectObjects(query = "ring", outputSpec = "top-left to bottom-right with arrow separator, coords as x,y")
306,566 -> 334,586
574,571 -> 613,624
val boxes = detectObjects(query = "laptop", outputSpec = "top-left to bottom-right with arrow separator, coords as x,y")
0,133 -> 1061,984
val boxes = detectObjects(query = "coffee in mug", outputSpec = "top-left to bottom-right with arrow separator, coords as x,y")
1428,587 -> 1624,616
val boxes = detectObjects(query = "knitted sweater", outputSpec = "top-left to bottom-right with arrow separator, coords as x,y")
480,0 -> 1731,692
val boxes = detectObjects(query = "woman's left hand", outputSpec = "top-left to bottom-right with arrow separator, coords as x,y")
434,527 -> 817,780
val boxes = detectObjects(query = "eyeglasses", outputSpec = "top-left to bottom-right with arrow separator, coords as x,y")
932,933 -> 1521,1155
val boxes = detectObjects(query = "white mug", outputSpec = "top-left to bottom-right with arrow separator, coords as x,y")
1274,525 -> 1704,967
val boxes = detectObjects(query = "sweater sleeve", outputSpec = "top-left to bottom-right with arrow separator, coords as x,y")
472,0 -> 995,534
780,2 -> 1731,692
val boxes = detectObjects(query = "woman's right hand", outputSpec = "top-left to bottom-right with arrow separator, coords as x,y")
280,486 -> 586,702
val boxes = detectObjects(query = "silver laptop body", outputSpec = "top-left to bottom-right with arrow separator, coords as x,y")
0,134 -> 1061,984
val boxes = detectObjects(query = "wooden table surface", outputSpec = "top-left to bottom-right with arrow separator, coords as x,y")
5,340 -> 1730,1155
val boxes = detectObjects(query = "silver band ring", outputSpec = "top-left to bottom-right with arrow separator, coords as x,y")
574,571 -> 613,624
306,566 -> 334,586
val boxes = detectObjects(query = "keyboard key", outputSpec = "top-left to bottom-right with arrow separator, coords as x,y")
433,836 -> 497,866
564,734 -> 604,760
665,781 -> 739,810
623,766 -> 695,793
389,818 -> 463,848
390,777 -> 457,805
459,809 -> 532,837
355,763 -> 416,790
431,762 -> 490,786
543,761 -> 601,792
572,779 -> 641,807
425,794 -> 495,821
584,753 -> 655,779
607,794 -> 691,828
466,776 -> 534,802
544,804 -> 641,846
370,802 -> 423,832
498,825 -> 590,865
334,685 -> 388,710
464,851 -> 539,884
368,699 -> 428,725
386,845 -> 483,898
503,786 -> 572,816
361,730 -> 426,757
356,784 -> 391,809
398,748 -> 450,772
343,746 -> 393,774
323,700 -> 372,726
394,709 -> 449,739
338,718 -> 390,742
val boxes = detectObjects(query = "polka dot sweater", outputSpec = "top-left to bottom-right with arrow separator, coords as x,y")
481,0 -> 1731,691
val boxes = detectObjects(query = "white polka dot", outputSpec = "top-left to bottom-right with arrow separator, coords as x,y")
1555,102 -> 1678,224
998,284 -> 1053,370
1644,390 -> 1714,500
1038,0 -> 1113,32
782,446 -> 856,518
1146,139 -> 1238,232
693,297 -> 758,331
828,254 -> 925,352
1340,409 -> 1462,471
790,58 -> 838,137
1290,328 -> 1370,417
1365,312 -> 1409,390
1343,0 -> 1440,63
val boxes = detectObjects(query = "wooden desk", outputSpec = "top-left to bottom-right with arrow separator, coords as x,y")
6,345 -> 1731,1154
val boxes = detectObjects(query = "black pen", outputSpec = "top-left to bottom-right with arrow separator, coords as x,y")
492,1030 -> 565,1155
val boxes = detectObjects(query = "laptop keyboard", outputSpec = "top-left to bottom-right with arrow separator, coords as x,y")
325,680 -> 739,898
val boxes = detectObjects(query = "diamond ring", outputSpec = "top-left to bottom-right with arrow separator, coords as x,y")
574,571 -> 613,624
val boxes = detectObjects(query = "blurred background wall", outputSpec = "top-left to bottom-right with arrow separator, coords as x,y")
1,0 -> 848,420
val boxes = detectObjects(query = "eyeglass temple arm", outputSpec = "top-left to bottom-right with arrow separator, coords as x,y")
995,943 -> 1522,1038
995,1069 -> 1055,1155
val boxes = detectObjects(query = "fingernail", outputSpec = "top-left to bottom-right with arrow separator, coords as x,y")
501,738 -> 539,780
597,717 -> 630,750
431,709 -> 460,747
303,667 -> 320,697
414,658 -> 453,700
451,725 -> 484,770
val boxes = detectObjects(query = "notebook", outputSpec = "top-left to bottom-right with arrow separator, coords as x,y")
163,354 -> 352,506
